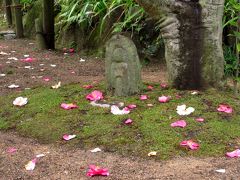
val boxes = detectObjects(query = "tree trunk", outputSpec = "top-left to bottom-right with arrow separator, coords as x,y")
12,0 -> 23,38
4,0 -> 12,27
43,0 -> 55,49
35,18 -> 47,50
135,0 -> 225,90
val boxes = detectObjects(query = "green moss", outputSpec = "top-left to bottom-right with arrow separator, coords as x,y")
0,83 -> 240,159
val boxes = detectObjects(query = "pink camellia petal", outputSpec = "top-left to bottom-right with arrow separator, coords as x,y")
25,158 -> 37,171
7,147 -> 17,154
171,120 -> 187,128
140,95 -> 148,100
124,118 -> 133,125
60,103 -> 78,110
217,104 -> 233,114
21,57 -> 35,63
226,149 -> 240,158
180,140 -> 199,150
86,165 -> 109,177
160,83 -> 168,88
63,134 -> 76,141
43,77 -> 51,82
147,85 -> 154,90
86,90 -> 103,101
69,48 -> 75,53
83,85 -> 93,89
158,96 -> 170,103
195,117 -> 204,122
127,104 -> 137,109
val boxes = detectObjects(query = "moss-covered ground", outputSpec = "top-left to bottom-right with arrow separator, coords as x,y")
0,83 -> 240,160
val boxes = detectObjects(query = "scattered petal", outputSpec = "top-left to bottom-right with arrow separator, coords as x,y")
86,90 -> 103,101
69,48 -> 75,53
0,74 -> 6,77
43,77 -> 51,82
8,57 -> 18,61
83,85 -> 93,89
158,96 -> 170,103
195,117 -> 204,122
215,169 -> 226,173
7,147 -> 17,154
86,165 -> 109,177
217,104 -> 233,114
21,57 -> 35,63
177,104 -> 195,116
0,51 -> 10,55
124,118 -> 133,125
148,151 -> 157,156
13,97 -> 28,106
24,54 -> 30,57
52,82 -> 61,89
8,84 -> 20,89
140,95 -> 148,100
63,134 -> 76,141
36,154 -> 45,158
127,104 -> 137,109
111,105 -> 130,115
90,101 -> 110,108
191,91 -> 199,95
90,148 -> 102,153
160,83 -> 168,88
226,149 -> 240,158
180,140 -> 199,150
25,158 -> 37,171
80,58 -> 86,62
60,103 -> 78,110
171,120 -> 187,128
147,103 -> 154,107
50,64 -> 56,67
147,85 -> 154,90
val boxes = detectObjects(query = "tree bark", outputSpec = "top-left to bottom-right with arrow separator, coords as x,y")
12,0 -> 23,38
43,0 -> 55,49
35,18 -> 47,50
135,0 -> 225,90
4,0 -> 12,27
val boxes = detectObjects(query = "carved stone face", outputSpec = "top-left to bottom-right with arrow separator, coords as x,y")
112,47 -> 126,63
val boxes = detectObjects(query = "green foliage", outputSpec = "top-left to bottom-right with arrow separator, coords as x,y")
223,0 -> 240,78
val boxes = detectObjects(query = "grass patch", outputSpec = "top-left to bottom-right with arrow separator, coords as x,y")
0,83 -> 240,160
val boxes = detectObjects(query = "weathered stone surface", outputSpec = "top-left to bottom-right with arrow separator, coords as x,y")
135,0 -> 225,89
105,34 -> 142,96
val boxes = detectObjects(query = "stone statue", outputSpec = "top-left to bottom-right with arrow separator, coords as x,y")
135,0 -> 225,89
105,34 -> 142,96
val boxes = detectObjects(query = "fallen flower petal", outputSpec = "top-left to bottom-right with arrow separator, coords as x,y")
215,169 -> 226,173
83,85 -> 93,89
25,158 -> 37,171
50,64 -> 56,67
43,77 -> 51,82
8,84 -> 20,89
63,134 -> 76,141
148,151 -> 157,156
13,97 -> 28,106
90,101 -> 110,108
160,83 -> 168,88
0,74 -> 6,77
124,118 -> 133,125
86,165 -> 109,177
140,95 -> 148,100
86,90 -> 103,101
8,57 -> 18,61
21,57 -> 35,63
90,148 -> 102,153
52,82 -> 61,89
111,105 -> 130,115
69,48 -> 75,53
226,149 -> 240,158
177,104 -> 195,116
217,104 -> 233,114
7,147 -> 17,154
171,120 -> 187,128
36,154 -> 45,158
180,140 -> 199,150
127,104 -> 137,109
195,117 -> 204,122
147,85 -> 154,90
158,96 -> 170,103
80,58 -> 86,62
60,103 -> 78,110
147,104 -> 154,107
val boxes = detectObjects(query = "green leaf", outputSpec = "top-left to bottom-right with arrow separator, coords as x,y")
237,43 -> 240,53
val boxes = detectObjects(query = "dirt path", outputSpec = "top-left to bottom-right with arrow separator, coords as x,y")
1,39 -> 240,179
1,131 -> 240,180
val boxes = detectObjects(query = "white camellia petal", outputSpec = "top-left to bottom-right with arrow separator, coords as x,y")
110,105 -> 130,115
25,158 -> 37,171
8,84 -> 20,89
90,148 -> 102,153
176,104 -> 194,115
13,97 -> 28,106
